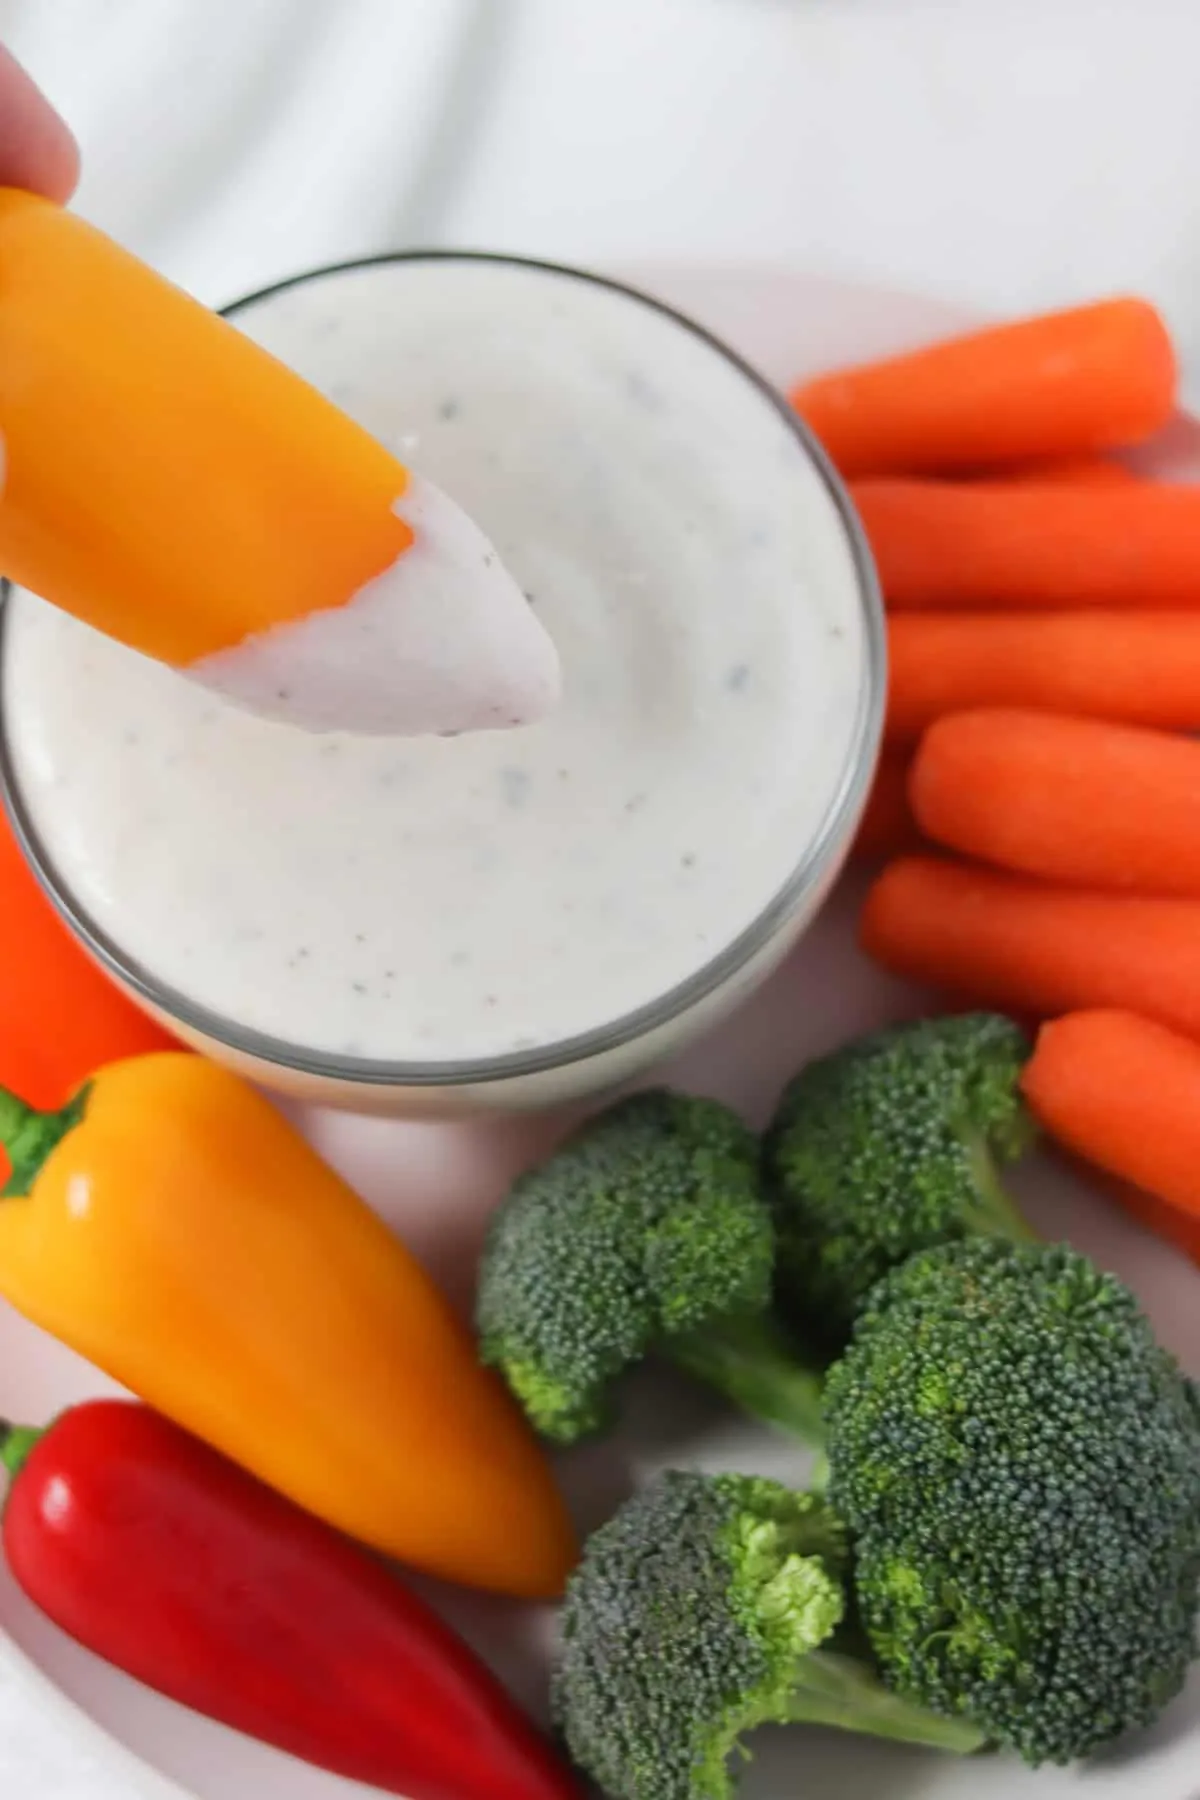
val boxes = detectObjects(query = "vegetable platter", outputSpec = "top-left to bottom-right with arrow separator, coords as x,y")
0,266 -> 1197,1800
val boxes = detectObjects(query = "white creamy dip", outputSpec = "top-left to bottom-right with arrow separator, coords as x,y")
4,258 -> 867,1063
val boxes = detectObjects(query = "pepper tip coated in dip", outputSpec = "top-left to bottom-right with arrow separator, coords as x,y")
0,191 -> 558,737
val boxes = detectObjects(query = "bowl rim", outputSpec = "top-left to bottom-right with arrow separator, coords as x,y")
0,247 -> 885,1089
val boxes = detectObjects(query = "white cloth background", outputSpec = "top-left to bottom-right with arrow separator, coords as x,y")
1,0 -> 1199,1791
7,0 -> 1200,337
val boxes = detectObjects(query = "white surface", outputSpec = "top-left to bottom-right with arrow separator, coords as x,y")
1,264 -> 1199,1800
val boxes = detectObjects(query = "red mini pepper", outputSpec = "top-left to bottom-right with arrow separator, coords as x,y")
1,1399 -> 580,1800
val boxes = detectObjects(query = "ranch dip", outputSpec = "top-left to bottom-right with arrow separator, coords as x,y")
4,257 -> 867,1064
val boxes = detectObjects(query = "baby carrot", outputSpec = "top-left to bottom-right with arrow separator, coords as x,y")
1022,1011 -> 1200,1247
853,479 -> 1200,611
791,299 -> 1175,479
961,454 -> 1138,487
886,611 -> 1200,744
861,855 -> 1200,1037
851,753 -> 920,862
911,710 -> 1200,897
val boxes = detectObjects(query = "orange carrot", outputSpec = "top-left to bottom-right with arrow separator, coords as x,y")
886,611 -> 1200,744
911,710 -> 1200,896
960,454 -> 1139,487
851,754 -> 920,862
1022,1010 -> 1200,1249
861,855 -> 1200,1037
791,299 -> 1175,478
853,479 -> 1200,610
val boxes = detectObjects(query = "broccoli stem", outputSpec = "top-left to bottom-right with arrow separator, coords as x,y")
780,1649 -> 988,1753
666,1313 -> 827,1447
962,1129 -> 1039,1243
806,1450 -> 831,1493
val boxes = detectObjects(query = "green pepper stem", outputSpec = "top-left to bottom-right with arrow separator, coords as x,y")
0,1083 -> 90,1198
0,1421 -> 43,1481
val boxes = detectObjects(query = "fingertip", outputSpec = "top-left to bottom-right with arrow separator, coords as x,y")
44,126 -> 82,204
0,46 -> 80,202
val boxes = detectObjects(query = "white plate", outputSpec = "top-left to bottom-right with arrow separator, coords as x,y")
2,266 -> 1199,1800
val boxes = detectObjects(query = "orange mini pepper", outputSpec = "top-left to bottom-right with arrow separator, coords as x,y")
0,189 -> 414,667
0,1052 -> 576,1600
0,811 -> 177,1109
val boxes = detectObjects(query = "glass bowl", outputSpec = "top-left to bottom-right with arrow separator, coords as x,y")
0,251 -> 884,1116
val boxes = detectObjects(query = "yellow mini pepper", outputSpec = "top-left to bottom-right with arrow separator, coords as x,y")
0,1053 -> 576,1600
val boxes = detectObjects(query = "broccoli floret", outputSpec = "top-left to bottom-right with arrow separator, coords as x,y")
477,1090 -> 824,1445
555,1470 -> 986,1800
765,1013 -> 1036,1345
824,1238 -> 1200,1765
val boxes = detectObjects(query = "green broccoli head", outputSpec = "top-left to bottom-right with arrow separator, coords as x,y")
476,1092 -> 773,1443
765,1013 -> 1036,1345
824,1238 -> 1200,1765
555,1470 -> 984,1800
